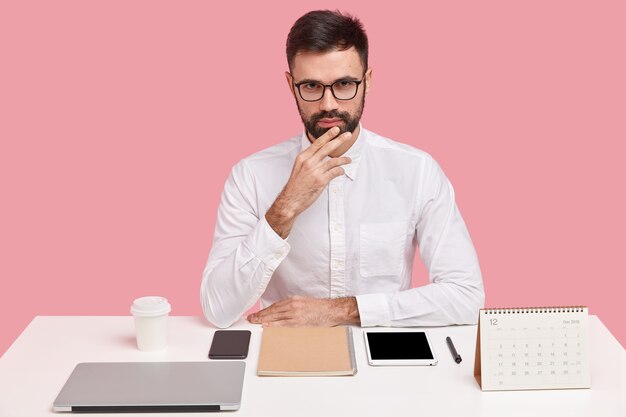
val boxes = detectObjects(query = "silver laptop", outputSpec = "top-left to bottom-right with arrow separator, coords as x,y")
53,361 -> 245,412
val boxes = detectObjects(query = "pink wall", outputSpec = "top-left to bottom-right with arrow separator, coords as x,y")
1,1 -> 624,356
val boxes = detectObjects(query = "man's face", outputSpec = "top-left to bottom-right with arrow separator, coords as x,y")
287,47 -> 372,141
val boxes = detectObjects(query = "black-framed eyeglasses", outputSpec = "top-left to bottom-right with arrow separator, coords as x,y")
292,75 -> 366,102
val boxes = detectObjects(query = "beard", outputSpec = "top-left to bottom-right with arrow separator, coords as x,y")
296,92 -> 366,141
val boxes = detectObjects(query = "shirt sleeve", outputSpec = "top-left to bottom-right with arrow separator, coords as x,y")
355,157 -> 485,327
200,160 -> 290,328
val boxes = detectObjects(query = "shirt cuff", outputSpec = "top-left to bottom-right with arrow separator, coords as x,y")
250,216 -> 291,268
355,293 -> 392,327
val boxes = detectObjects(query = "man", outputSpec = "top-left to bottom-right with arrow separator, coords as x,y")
201,10 -> 484,328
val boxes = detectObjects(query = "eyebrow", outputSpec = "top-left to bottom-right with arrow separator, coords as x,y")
295,75 -> 361,84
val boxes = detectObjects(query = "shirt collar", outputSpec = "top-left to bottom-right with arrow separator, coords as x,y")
299,123 -> 367,181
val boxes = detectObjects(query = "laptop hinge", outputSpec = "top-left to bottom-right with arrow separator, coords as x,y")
72,405 -> 220,413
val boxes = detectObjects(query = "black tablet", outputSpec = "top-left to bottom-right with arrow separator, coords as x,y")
363,330 -> 438,366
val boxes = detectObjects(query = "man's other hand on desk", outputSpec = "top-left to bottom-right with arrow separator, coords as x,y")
247,296 -> 361,327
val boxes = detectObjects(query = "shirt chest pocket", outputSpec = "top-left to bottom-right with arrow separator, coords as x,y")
359,222 -> 408,277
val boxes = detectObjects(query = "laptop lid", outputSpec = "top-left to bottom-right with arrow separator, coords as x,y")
53,361 -> 245,412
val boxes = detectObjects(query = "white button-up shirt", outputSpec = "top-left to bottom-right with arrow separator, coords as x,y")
201,126 -> 484,328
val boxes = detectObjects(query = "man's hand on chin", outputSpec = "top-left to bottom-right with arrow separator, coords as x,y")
247,295 -> 360,327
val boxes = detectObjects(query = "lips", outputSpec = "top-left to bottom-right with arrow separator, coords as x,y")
317,118 -> 343,128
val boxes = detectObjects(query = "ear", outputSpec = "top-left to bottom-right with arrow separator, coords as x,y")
364,68 -> 373,95
285,71 -> 296,99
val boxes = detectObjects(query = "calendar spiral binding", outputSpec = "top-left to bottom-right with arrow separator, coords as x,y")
483,306 -> 587,314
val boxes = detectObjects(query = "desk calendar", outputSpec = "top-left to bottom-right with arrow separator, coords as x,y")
474,306 -> 590,391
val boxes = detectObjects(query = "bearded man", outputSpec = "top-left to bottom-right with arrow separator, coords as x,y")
201,10 -> 484,329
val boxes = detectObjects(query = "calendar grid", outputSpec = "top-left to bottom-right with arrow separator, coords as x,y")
475,307 -> 590,391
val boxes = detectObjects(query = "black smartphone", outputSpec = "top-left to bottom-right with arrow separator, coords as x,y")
208,330 -> 251,359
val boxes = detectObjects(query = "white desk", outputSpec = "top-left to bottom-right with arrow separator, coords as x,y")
0,316 -> 623,416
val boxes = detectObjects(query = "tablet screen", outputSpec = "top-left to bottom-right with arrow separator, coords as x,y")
366,332 -> 434,360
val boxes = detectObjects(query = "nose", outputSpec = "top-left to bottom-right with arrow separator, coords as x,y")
319,86 -> 339,112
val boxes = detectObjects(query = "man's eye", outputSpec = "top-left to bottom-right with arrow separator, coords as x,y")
336,81 -> 355,89
303,83 -> 320,91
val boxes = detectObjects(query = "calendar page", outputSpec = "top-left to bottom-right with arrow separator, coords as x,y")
474,307 -> 590,391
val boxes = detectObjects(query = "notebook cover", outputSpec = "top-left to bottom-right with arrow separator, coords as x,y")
257,326 -> 356,376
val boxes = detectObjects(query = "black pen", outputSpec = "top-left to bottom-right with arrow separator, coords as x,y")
446,336 -> 462,364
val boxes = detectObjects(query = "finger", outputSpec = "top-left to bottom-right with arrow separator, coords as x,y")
249,304 -> 290,323
257,310 -> 293,323
319,156 -> 351,173
247,311 -> 265,323
263,319 -> 297,327
258,298 -> 293,313
311,131 -> 352,161
311,126 -> 342,150
247,295 -> 307,323
323,166 -> 346,182
247,307 -> 270,323
301,126 -> 341,158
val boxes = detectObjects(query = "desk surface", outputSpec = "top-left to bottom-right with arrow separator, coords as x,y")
0,316 -> 624,417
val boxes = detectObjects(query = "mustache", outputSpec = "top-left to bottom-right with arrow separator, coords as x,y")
310,110 -> 350,124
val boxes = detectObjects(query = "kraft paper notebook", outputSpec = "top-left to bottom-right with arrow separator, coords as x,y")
474,306 -> 590,391
257,326 -> 357,376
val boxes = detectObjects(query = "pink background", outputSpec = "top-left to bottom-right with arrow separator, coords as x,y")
1,1 -> 625,356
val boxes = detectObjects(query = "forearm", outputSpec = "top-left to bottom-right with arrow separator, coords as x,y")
356,278 -> 485,327
201,256 -> 267,328
201,217 -> 290,328
265,193 -> 299,239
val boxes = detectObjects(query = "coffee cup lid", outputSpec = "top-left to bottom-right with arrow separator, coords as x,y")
131,296 -> 171,317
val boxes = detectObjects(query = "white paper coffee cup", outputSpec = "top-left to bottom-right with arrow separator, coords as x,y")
130,296 -> 171,351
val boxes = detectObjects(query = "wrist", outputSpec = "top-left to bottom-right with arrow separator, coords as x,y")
272,201 -> 298,222
266,196 -> 298,239
330,297 -> 361,326
273,191 -> 300,219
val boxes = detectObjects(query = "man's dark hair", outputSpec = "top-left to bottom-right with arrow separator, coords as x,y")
286,10 -> 368,72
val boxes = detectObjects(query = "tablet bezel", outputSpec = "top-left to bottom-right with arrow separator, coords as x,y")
363,330 -> 438,366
